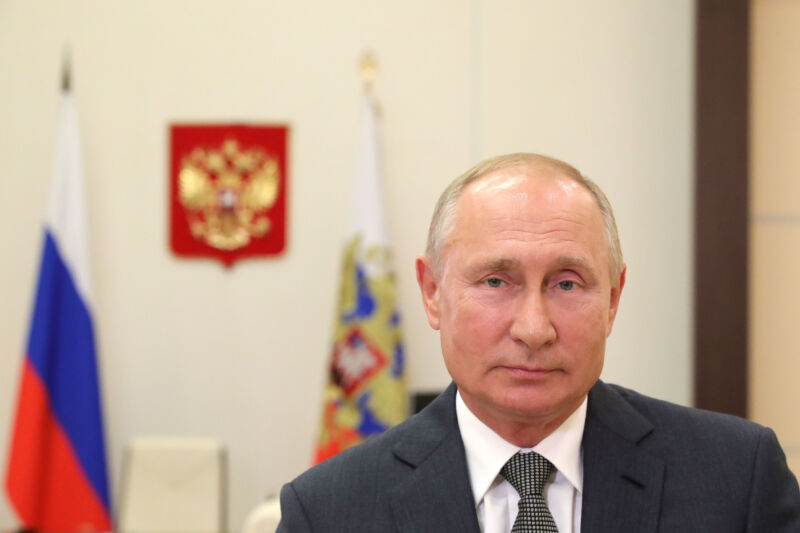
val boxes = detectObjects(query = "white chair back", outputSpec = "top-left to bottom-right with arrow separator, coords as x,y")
118,436 -> 227,533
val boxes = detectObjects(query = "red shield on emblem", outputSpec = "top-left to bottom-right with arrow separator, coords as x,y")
169,124 -> 288,266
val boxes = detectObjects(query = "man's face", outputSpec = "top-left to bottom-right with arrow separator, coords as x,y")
417,169 -> 625,437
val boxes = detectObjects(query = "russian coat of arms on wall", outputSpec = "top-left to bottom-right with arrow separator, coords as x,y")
169,124 -> 288,266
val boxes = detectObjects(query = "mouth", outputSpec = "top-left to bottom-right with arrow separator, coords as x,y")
499,365 -> 555,379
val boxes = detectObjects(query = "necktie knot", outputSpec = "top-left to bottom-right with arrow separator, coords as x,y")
501,452 -> 558,532
501,451 -> 555,496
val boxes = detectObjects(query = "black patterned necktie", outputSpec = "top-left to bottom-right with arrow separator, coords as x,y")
501,451 -> 559,532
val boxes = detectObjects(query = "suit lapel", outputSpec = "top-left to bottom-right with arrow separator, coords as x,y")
388,384 -> 481,533
580,381 -> 664,533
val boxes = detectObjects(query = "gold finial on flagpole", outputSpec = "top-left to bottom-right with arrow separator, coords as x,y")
61,47 -> 71,92
360,51 -> 377,93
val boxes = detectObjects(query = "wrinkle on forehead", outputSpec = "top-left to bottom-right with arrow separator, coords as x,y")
488,213 -> 591,231
480,206 -> 596,245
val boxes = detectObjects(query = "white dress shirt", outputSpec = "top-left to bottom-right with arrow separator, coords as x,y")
456,391 -> 587,533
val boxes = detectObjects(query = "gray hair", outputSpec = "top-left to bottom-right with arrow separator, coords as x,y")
425,153 -> 623,281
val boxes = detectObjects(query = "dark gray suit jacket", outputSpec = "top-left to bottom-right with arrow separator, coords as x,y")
277,381 -> 800,532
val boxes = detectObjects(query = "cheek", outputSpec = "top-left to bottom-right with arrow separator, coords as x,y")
439,294 -> 506,371
552,299 -> 610,349
442,288 -> 482,328
450,297 -> 510,347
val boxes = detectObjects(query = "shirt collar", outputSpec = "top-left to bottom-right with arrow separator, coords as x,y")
456,390 -> 587,507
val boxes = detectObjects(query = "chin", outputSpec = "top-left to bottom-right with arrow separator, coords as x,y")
493,389 -> 567,420
507,376 -> 591,413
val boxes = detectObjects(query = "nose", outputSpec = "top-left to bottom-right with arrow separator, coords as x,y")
509,289 -> 557,350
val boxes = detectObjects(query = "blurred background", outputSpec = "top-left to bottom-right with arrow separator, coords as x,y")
0,0 -> 796,531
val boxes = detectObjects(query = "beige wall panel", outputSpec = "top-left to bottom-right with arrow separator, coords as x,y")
751,0 -> 800,478
479,0 -> 694,405
788,451 -> 800,477
751,0 -> 800,215
749,223 -> 800,449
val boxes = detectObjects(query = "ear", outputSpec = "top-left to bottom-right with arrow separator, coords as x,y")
606,264 -> 626,337
416,254 -> 441,330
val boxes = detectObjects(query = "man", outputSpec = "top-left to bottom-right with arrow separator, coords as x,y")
278,153 -> 800,532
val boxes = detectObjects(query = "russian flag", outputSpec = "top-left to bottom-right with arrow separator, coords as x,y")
5,89 -> 112,530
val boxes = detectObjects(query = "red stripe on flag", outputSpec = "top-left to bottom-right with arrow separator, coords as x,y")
5,359 -> 112,531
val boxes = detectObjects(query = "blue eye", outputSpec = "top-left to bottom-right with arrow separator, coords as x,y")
485,277 -> 504,288
558,280 -> 576,290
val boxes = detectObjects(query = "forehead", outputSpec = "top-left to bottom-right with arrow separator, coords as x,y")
446,168 -> 608,264
459,167 -> 600,226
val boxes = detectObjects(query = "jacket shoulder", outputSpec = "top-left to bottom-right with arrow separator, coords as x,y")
278,384 -> 460,531
584,382 -> 800,530
605,382 -> 766,438
289,383 -> 457,494
599,382 -> 800,529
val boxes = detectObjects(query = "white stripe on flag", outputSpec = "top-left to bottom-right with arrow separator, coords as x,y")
46,92 -> 93,305
349,93 -> 388,248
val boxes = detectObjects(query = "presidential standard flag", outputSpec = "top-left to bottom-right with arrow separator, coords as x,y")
314,93 -> 408,463
5,87 -> 112,530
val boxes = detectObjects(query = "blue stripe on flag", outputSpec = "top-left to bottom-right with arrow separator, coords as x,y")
26,230 -> 110,511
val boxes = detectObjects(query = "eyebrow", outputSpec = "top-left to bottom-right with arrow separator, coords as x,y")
485,257 -> 522,271
483,256 -> 591,271
552,256 -> 592,271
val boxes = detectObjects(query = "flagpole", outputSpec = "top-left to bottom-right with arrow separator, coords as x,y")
61,47 -> 71,93
359,51 -> 381,118
360,51 -> 376,95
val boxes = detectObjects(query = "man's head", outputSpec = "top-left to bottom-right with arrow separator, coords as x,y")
416,153 -> 626,445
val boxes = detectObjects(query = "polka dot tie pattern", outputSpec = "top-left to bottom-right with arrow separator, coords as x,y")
500,451 -> 559,532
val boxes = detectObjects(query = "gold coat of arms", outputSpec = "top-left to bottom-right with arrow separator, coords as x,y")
169,124 -> 288,266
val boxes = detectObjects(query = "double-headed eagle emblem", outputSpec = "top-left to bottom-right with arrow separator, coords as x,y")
178,139 -> 280,250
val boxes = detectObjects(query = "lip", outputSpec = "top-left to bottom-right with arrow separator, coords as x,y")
500,365 -> 555,379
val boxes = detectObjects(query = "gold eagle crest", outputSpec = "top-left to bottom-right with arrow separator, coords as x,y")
178,139 -> 280,250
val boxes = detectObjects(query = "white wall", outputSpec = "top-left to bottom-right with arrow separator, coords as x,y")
0,1 -> 693,530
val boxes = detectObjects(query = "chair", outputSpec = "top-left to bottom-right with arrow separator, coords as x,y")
241,494 -> 281,533
118,437 -> 227,533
